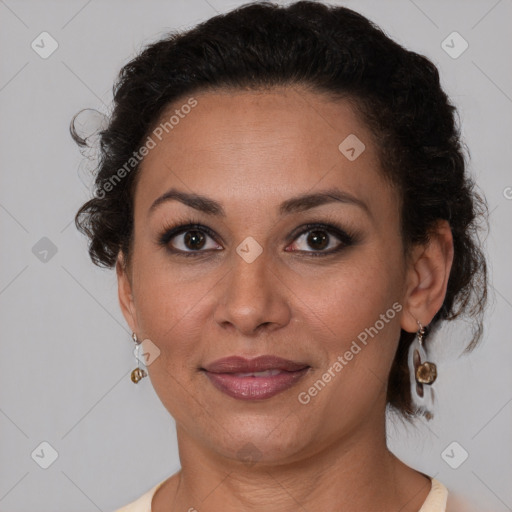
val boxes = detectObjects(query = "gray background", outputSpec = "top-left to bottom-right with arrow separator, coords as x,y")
0,0 -> 510,510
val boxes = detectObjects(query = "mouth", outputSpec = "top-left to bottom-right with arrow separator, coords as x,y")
201,355 -> 311,400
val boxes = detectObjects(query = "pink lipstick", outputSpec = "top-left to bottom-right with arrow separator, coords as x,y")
202,355 -> 310,400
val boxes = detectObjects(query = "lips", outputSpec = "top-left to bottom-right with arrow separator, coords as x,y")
203,355 -> 309,374
201,355 -> 310,400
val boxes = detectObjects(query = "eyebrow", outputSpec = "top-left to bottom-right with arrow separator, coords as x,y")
147,187 -> 370,218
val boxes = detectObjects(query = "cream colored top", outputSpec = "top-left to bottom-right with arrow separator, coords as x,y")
113,477 -> 449,512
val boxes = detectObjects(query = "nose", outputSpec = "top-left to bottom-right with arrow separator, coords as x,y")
213,248 -> 291,336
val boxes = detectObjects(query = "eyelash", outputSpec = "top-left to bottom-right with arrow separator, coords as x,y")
156,217 -> 358,258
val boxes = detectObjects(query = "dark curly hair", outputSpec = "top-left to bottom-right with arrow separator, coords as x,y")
73,0 -> 488,421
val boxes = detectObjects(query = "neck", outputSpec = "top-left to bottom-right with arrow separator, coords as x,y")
152,409 -> 431,512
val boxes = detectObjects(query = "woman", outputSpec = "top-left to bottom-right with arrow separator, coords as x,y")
73,2 -> 488,510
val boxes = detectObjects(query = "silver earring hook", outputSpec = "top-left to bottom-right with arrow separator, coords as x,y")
416,319 -> 425,346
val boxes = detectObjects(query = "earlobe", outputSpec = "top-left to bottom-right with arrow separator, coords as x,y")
401,220 -> 454,333
116,252 -> 137,333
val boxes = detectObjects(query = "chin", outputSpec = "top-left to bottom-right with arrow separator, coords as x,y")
205,419 -> 314,465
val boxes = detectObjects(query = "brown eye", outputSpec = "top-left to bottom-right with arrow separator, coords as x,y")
158,223 -> 222,255
306,230 -> 329,250
287,225 -> 349,254
184,230 -> 207,250
170,228 -> 220,252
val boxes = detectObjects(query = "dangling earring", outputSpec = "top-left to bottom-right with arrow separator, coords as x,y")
408,319 -> 437,419
130,332 -> 147,384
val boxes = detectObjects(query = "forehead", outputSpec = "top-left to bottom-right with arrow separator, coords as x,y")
134,86 -> 396,220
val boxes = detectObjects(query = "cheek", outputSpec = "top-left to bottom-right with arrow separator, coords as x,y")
130,256 -> 229,394
311,251 -> 402,334
305,249 -> 404,390
133,268 -> 208,345
131,268 -> 211,418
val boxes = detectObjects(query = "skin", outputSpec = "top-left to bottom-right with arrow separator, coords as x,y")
116,86 -> 454,511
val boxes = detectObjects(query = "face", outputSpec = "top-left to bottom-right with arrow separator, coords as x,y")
118,86 -> 412,464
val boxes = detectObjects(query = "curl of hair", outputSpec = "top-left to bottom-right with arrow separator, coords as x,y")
73,0 -> 488,420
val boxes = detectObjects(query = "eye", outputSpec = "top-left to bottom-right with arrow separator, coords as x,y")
158,222 -> 222,256
285,223 -> 354,256
157,220 -> 356,257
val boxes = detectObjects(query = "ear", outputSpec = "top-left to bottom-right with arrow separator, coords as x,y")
116,251 -> 137,334
400,220 -> 454,333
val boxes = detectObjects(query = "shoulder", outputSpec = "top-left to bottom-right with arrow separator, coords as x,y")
446,490 -> 483,512
419,478 -> 449,512
112,481 -> 165,512
419,477 -> 482,512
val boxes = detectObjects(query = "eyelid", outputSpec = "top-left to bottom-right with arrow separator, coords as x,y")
286,222 -> 355,247
156,221 -> 222,247
156,217 -> 358,255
